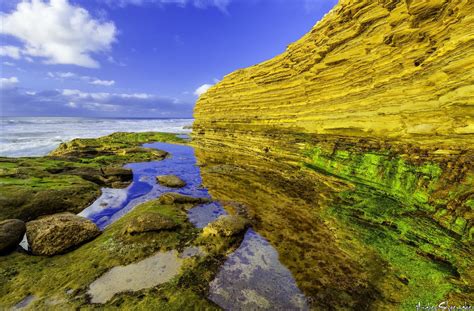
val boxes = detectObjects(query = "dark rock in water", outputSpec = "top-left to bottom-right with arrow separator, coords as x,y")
158,192 -> 211,206
68,166 -> 133,188
156,174 -> 186,188
124,212 -> 178,235
202,215 -> 248,237
26,213 -> 100,256
0,219 -> 26,254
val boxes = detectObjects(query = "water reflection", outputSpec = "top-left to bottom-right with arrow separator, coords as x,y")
80,140 -> 310,308
79,142 -> 219,229
209,229 -> 309,310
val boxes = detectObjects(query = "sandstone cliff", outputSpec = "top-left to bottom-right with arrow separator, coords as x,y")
195,0 -> 473,144
193,0 -> 473,308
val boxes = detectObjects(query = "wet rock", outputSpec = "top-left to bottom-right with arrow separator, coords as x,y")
158,192 -> 211,206
0,219 -> 26,254
202,215 -> 249,237
26,213 -> 100,256
156,174 -> 186,188
124,212 -> 178,235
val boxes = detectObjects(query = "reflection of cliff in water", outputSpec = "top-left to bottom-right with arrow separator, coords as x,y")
193,131 -> 472,310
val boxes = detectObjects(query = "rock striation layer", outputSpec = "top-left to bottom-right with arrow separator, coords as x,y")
193,0 -> 473,308
195,0 -> 474,144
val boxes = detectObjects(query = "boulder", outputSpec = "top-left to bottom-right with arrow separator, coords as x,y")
158,192 -> 211,206
202,215 -> 248,237
26,213 -> 100,256
156,175 -> 186,188
124,212 -> 178,235
0,219 -> 26,254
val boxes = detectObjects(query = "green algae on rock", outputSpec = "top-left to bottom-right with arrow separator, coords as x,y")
192,0 -> 474,308
26,213 -> 101,256
0,197 -> 244,309
156,174 -> 187,188
0,132 -> 185,222
124,212 -> 179,235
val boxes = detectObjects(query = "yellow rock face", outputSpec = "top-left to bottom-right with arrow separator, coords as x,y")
192,1 -> 474,307
194,0 -> 474,146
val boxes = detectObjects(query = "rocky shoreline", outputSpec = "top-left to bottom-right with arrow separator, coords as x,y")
0,132 -> 253,309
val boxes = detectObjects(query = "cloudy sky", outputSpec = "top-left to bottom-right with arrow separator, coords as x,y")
0,0 -> 337,118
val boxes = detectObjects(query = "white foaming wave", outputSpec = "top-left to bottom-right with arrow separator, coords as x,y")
0,117 -> 193,157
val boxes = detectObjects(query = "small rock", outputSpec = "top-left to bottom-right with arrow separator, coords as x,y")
158,192 -> 211,206
156,175 -> 186,188
202,215 -> 249,237
0,219 -> 26,254
26,213 -> 100,256
124,212 -> 178,235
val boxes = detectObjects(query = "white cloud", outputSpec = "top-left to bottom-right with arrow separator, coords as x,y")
2,86 -> 194,117
194,79 -> 219,96
90,79 -> 115,86
0,0 -> 117,68
0,45 -> 21,59
194,84 -> 213,96
0,76 -> 19,89
3,61 -> 16,66
47,71 -> 115,87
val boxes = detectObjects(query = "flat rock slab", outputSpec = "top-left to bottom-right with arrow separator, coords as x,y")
26,213 -> 100,256
0,219 -> 26,254
156,175 -> 186,188
158,192 -> 211,206
88,250 -> 182,304
124,212 -> 178,235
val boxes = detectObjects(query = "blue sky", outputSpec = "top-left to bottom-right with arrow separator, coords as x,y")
0,0 -> 337,118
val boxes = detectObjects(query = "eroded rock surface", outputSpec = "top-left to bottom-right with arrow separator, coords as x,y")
158,192 -> 211,206
156,174 -> 186,188
0,219 -> 26,254
26,213 -> 100,256
203,215 -> 249,237
193,0 -> 474,308
124,212 -> 178,235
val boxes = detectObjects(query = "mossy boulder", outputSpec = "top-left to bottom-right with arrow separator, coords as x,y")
202,215 -> 249,237
26,213 -> 100,256
158,192 -> 211,206
0,219 -> 26,254
156,175 -> 186,188
124,212 -> 178,235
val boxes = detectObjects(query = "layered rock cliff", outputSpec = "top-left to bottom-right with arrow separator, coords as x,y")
193,0 -> 473,308
195,0 -> 474,144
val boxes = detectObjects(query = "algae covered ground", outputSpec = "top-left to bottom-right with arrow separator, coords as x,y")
0,130 -> 472,310
0,197 -> 242,310
0,132 -> 183,221
0,132 -> 244,309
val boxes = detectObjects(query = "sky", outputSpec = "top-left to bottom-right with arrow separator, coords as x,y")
0,0 -> 337,118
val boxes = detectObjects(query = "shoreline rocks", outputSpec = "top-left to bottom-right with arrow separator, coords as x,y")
0,219 -> 26,254
202,215 -> 249,237
124,212 -> 178,235
26,213 -> 100,256
156,174 -> 186,188
158,192 -> 211,206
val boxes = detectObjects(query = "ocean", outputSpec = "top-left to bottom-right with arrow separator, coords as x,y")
0,117 -> 193,157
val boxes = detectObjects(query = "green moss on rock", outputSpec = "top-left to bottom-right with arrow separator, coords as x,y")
0,198 -> 242,309
0,132 -> 185,222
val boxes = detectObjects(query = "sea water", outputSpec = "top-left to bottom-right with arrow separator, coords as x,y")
0,117 -> 193,157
